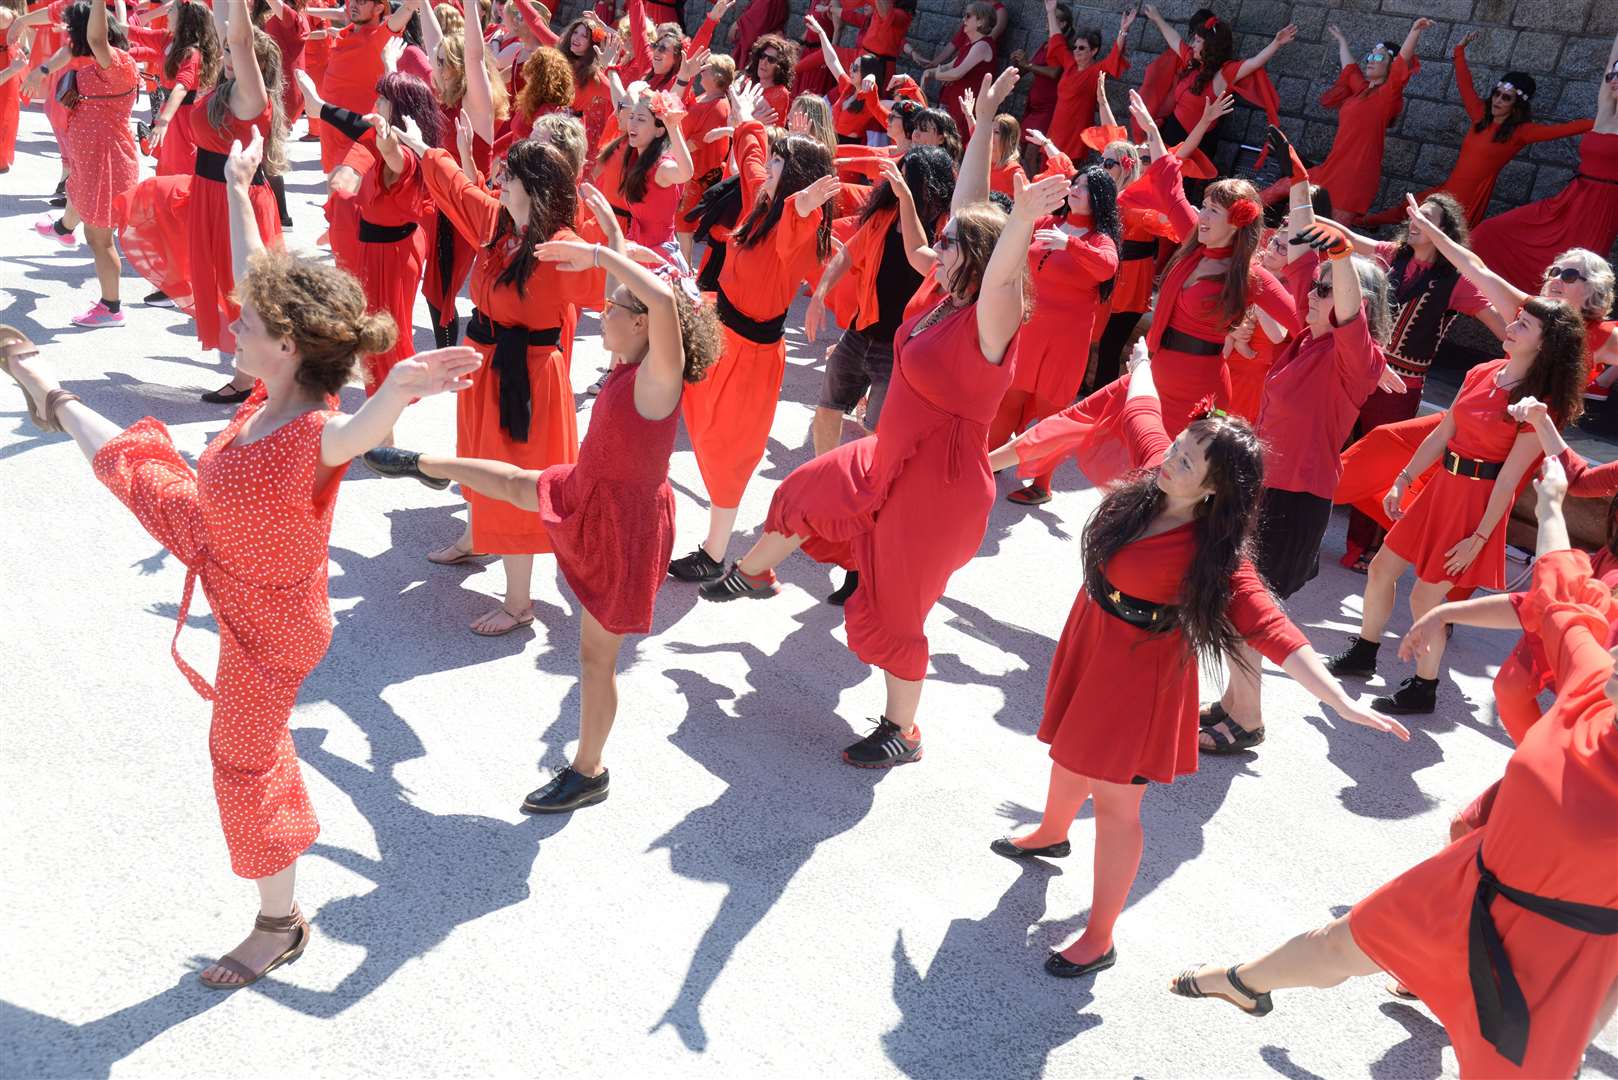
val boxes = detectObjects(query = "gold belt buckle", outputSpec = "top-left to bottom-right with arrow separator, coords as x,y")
1446,452 -> 1461,476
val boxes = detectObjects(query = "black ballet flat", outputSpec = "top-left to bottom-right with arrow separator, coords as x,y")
826,569 -> 859,606
361,446 -> 450,490
200,382 -> 252,405
990,836 -> 1071,860
1044,946 -> 1117,979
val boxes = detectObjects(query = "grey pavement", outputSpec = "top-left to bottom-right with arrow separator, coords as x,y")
2,104 -> 1614,1079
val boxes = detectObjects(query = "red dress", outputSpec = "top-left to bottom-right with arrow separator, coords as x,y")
1038,396 -> 1307,783
621,152 -> 682,249
1350,549 -> 1618,1078
763,301 -> 1016,681
263,6 -> 311,125
1383,359 -> 1534,590
1469,132 -> 1618,294
0,35 -> 20,170
422,103 -> 493,332
536,362 -> 679,634
1019,38 -> 1058,139
336,144 -> 432,392
318,18 -> 397,170
188,99 -> 282,353
156,49 -> 202,177
1046,38 -> 1127,161
91,387 -> 341,879
938,37 -> 994,135
1307,57 -> 1417,218
572,71 -> 613,160
420,148 -> 600,554
681,119 -> 823,508
677,93 -> 731,225
63,50 -> 140,230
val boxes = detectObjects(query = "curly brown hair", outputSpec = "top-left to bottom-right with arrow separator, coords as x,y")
517,45 -> 575,120
1515,297 -> 1589,427
674,290 -> 721,383
240,251 -> 396,395
745,33 -> 798,88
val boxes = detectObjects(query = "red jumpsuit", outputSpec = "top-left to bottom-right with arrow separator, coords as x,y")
764,301 -> 1017,680
1350,549 -> 1618,1078
682,119 -> 823,509
1046,37 -> 1127,162
420,147 -> 598,554
1039,396 -> 1309,783
188,99 -> 282,354
1298,56 -> 1417,219
92,389 -> 340,879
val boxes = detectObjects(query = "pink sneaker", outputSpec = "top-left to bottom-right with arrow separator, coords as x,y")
34,217 -> 77,247
71,301 -> 125,328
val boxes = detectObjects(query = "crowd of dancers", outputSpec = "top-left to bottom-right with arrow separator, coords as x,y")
1,0 -> 1616,1072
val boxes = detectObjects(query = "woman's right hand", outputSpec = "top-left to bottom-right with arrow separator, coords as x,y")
1011,171 -> 1067,222
225,129 -> 265,189
1534,454 -> 1569,509
148,120 -> 168,151
1507,395 -> 1550,428
579,181 -> 625,251
804,292 -> 829,344
1383,477 -> 1407,522
1398,609 -> 1447,662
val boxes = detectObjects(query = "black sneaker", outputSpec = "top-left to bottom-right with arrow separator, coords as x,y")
826,569 -> 859,606
700,562 -> 780,602
842,717 -> 922,768
143,289 -> 174,307
521,766 -> 609,813
361,446 -> 451,490
1325,636 -> 1380,678
668,547 -> 725,582
1371,676 -> 1437,715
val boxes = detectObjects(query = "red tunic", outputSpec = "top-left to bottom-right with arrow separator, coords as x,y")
1308,57 -> 1417,217
938,38 -> 995,134
63,50 -> 140,229
1011,219 -> 1118,410
1038,396 -> 1308,783
1470,132 -> 1618,294
1046,37 -> 1127,161
1019,38 -> 1058,138
1350,549 -> 1618,1078
318,18 -> 397,170
681,119 -> 823,508
91,388 -> 342,879
677,93 -> 731,224
420,148 -> 598,554
340,145 -> 432,392
536,362 -> 679,635
1384,358 -> 1535,590
187,99 -> 283,353
764,301 -> 1017,680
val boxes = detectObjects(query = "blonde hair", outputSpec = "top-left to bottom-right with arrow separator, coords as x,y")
530,112 -> 587,178
434,3 -> 464,35
703,52 -> 736,93
436,31 -> 512,120
991,113 -> 1020,167
1104,138 -> 1143,186
788,92 -> 837,158
210,28 -> 287,176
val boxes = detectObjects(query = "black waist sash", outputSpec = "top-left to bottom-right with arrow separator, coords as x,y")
716,286 -> 788,346
1467,849 -> 1618,1065
1160,326 -> 1224,357
359,218 -> 419,243
465,310 -> 563,442
1443,448 -> 1504,480
1120,238 -> 1158,261
194,147 -> 265,186
1095,576 -> 1177,630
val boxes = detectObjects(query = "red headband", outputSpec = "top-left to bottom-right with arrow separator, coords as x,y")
1226,198 -> 1261,228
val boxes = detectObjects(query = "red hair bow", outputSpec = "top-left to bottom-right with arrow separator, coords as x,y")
590,24 -> 607,44
1225,198 -> 1260,229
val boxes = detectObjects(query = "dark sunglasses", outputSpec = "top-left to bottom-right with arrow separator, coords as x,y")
1310,279 -> 1333,298
1606,68 -> 1618,84
652,40 -> 678,53
759,52 -> 781,63
1363,50 -> 1390,63
1545,265 -> 1588,284
1100,156 -> 1125,169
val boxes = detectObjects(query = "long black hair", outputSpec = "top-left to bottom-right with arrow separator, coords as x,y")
598,111 -> 670,205
491,139 -> 579,294
732,132 -> 835,260
912,106 -> 961,163
1474,70 -> 1534,143
1068,165 -> 1120,302
1080,413 -> 1267,672
855,144 -> 955,232
1188,19 -> 1232,95
64,0 -> 129,55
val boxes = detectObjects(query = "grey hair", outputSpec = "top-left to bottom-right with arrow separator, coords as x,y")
1352,253 -> 1394,346
1549,247 -> 1615,320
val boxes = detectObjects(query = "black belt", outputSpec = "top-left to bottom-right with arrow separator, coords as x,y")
610,203 -> 632,222
1160,326 -> 1224,356
1467,849 -> 1618,1066
715,286 -> 788,346
1574,172 -> 1618,186
465,310 -> 563,443
194,148 -> 265,186
1120,238 -> 1158,261
1444,449 -> 1503,480
1095,576 -> 1177,630
359,218 -> 419,243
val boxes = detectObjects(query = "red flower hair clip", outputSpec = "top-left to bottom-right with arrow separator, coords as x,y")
1188,395 -> 1230,422
590,24 -> 607,44
644,90 -> 682,119
889,75 -> 926,106
1225,198 -> 1261,229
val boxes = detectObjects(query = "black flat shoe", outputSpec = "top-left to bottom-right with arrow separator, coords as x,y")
1372,675 -> 1437,715
143,289 -> 174,307
1045,946 -> 1117,979
826,569 -> 859,606
201,382 -> 253,405
361,446 -> 450,490
700,562 -> 780,601
521,766 -> 609,814
990,836 -> 1070,860
668,547 -> 725,582
1325,636 -> 1379,679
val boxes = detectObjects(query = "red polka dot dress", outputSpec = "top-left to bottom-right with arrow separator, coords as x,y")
63,49 -> 140,230
92,386 -> 341,879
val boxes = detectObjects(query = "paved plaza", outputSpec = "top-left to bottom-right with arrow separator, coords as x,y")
2,104 -> 1614,1078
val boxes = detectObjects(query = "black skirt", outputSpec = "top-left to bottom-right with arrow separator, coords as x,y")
1255,488 -> 1334,600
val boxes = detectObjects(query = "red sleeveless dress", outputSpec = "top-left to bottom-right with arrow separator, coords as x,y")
536,362 -> 680,635
763,301 -> 1015,680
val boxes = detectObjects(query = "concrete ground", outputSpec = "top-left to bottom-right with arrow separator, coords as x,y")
2,103 -> 1614,1079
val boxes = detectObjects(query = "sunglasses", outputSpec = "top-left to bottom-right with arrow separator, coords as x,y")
1545,265 -> 1588,284
935,232 -> 959,251
759,52 -> 781,64
1100,156 -> 1126,169
1492,82 -> 1528,100
1606,68 -> 1618,84
1310,279 -> 1333,298
1363,50 -> 1390,64
652,40 -> 677,54
604,296 -> 648,316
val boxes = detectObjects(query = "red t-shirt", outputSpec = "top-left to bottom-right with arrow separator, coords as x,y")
320,18 -> 398,113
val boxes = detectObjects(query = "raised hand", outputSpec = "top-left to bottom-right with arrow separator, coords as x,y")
858,73 -> 875,94
728,75 -> 765,121
580,181 -> 625,250
394,113 -> 428,156
1411,17 -> 1435,33
1457,29 -> 1478,50
1126,88 -> 1156,134
1327,24 -> 1346,44
1197,91 -> 1235,128
977,66 -> 1019,122
1266,123 -> 1307,180
1012,172 -> 1068,220
1292,222 -> 1351,260
1033,226 -> 1068,251
1118,5 -> 1136,36
1507,395 -> 1551,428
224,129 -> 265,188
384,346 -> 481,398
679,45 -> 709,83
795,172 -> 843,213
960,86 -> 976,122
1534,453 -> 1569,506
1272,23 -> 1297,47
804,13 -> 825,40
382,34 -> 404,73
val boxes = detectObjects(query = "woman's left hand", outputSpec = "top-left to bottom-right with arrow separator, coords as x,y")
1442,532 -> 1487,578
1011,171 -> 1067,221
393,114 -> 429,156
1376,363 -> 1406,395
385,346 -> 481,397
579,182 -> 625,250
225,129 -> 266,188
1033,227 -> 1068,251
1335,697 -> 1411,741
535,239 -> 600,270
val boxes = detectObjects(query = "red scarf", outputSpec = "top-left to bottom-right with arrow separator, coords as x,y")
1147,242 -> 1235,352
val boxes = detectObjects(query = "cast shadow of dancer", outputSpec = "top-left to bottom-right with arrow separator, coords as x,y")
0,987 -> 226,1080
1369,1001 -> 1450,1080
250,727 -> 565,1018
1302,713 -> 1442,821
883,866 -> 1101,1079
647,635 -> 879,1052
928,595 -> 1060,738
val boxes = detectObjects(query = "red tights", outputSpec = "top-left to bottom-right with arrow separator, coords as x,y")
1015,761 -> 1147,965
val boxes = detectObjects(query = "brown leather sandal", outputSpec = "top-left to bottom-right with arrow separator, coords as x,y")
0,325 -> 48,430
42,389 -> 80,434
199,905 -> 311,990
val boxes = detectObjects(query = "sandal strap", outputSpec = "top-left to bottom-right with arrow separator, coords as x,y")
1225,964 -> 1265,1005
1172,967 -> 1209,999
42,388 -> 79,432
1202,719 -> 1239,749
207,954 -> 261,983
254,904 -> 304,934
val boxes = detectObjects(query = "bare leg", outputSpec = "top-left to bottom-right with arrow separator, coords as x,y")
198,861 -> 301,986
1058,779 -> 1146,965
468,553 -> 536,633
416,453 -> 541,510
811,405 -> 846,457
735,530 -> 806,577
1011,760 -> 1092,848
60,205 -> 82,230
883,671 -> 923,737
571,608 -> 625,777
1176,915 -> 1381,1007
8,353 -> 122,459
1358,546 -> 1411,642
702,505 -> 740,562
1409,578 -> 1453,680
83,223 -> 121,304
1215,643 -> 1263,730
676,230 -> 694,266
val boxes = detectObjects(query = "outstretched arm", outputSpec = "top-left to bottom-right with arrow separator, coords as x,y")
954,67 -> 1018,211
1232,23 -> 1295,85
1402,191 -> 1528,320
978,171 -> 1066,364
463,0 -> 496,144
1398,17 -> 1433,66
1141,3 -> 1179,55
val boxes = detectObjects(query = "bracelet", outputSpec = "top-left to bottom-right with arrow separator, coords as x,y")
675,77 -> 690,85
1396,470 -> 1412,485
592,243 -> 601,268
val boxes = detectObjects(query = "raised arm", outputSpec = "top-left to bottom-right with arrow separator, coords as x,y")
878,157 -> 936,274
954,67 -> 1018,211
654,97 -> 695,185
1402,191 -> 1528,319
1398,17 -> 1433,66
1326,24 -> 1352,69
979,172 -> 1065,364
1600,28 -> 1618,125
806,15 -> 847,86
1452,31 -> 1485,123
225,130 -> 270,283
1232,23 -> 1295,86
1141,3 -> 1179,56
87,0 -> 113,66
224,0 -> 268,119
1127,87 -> 1168,161
414,0 -> 443,78
385,0 -> 414,34
461,0 -> 496,143
1175,92 -> 1233,160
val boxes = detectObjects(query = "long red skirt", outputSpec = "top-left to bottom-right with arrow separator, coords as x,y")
190,176 -> 282,353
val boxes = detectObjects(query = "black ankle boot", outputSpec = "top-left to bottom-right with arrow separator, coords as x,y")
1326,636 -> 1380,678
1372,675 -> 1438,715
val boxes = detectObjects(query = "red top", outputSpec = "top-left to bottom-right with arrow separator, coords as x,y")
1309,56 -> 1418,216
1045,36 -> 1127,158
320,18 -> 398,113
681,92 -> 732,184
572,72 -> 613,159
1256,254 -> 1388,499
1447,357 -> 1528,463
717,120 -> 825,320
1023,39 -> 1058,116
856,3 -> 911,57
263,6 -> 310,83
1014,218 -> 1118,405
622,152 -> 681,247
831,74 -> 883,140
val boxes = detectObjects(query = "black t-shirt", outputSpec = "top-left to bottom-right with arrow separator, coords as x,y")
861,221 -> 926,341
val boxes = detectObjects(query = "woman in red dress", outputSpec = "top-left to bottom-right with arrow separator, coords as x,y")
0,0 -> 25,173
1042,0 -> 1130,163
138,0 -> 218,178
315,0 -> 409,171
596,83 -> 693,258
992,165 -> 1119,506
1326,198 -> 1589,717
728,0 -> 785,72
693,71 -> 1042,769
738,31 -> 792,119
614,0 -> 723,96
508,42 -> 572,140
1140,5 -> 1293,152
0,132 -> 477,991
665,79 -> 838,586
1361,32 -> 1594,228
927,0 -> 994,135
985,356 -> 1404,979
1008,0 -> 1070,152
1007,91 -> 1297,492
555,12 -> 611,157
399,126 -> 603,635
1466,30 -> 1618,294
363,188 -> 721,814
1173,470 -> 1618,1080
673,47 -> 731,264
